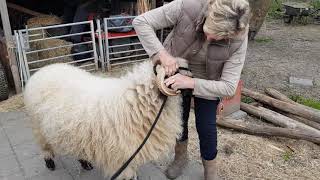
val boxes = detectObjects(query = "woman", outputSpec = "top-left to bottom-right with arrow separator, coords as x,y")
133,0 -> 250,179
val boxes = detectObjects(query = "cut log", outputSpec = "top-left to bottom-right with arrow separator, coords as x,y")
265,87 -> 320,115
7,3 -> 46,17
242,88 -> 320,123
217,118 -> 320,145
265,88 -> 320,131
264,88 -> 296,104
240,102 -> 320,136
285,113 -> 320,131
249,101 -> 262,107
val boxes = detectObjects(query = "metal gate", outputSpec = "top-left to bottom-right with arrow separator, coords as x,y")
102,16 -> 149,71
15,21 -> 100,86
14,17 -> 165,88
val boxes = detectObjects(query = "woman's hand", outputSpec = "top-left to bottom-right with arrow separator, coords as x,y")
158,49 -> 179,76
164,73 -> 195,91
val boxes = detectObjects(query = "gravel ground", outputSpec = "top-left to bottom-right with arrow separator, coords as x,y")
242,20 -> 320,100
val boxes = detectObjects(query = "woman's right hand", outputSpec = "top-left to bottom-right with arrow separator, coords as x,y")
158,49 -> 179,76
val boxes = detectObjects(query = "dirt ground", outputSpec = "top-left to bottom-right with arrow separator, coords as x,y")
242,20 -> 320,100
0,20 -> 319,179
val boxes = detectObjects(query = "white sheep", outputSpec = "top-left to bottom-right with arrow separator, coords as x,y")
23,60 -> 183,179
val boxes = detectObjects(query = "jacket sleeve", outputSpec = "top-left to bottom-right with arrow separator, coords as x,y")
193,34 -> 248,98
132,0 -> 183,57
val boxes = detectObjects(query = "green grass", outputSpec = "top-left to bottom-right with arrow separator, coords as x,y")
255,37 -> 273,43
289,95 -> 320,110
282,151 -> 293,162
241,96 -> 255,104
267,0 -> 320,20
268,0 -> 284,19
311,0 -> 320,9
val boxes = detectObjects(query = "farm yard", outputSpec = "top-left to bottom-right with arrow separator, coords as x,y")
1,0 -> 320,180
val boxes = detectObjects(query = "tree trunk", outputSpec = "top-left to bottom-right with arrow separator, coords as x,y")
240,102 -> 320,136
242,88 -> 320,123
248,0 -> 273,40
217,118 -> 320,145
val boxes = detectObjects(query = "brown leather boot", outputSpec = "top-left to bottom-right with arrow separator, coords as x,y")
202,158 -> 218,180
165,140 -> 188,179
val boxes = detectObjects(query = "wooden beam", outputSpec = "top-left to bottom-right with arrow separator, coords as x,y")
0,0 -> 22,93
7,3 -> 46,17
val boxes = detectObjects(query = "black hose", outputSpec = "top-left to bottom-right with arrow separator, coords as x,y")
110,95 -> 168,180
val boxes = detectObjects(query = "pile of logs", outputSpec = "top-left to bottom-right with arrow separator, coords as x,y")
218,88 -> 320,144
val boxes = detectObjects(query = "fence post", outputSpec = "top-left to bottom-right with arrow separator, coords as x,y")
0,0 -> 22,93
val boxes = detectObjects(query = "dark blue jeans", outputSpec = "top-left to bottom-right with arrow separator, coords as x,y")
179,95 -> 219,160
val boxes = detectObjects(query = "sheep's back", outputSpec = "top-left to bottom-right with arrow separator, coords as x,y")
23,64 -> 125,154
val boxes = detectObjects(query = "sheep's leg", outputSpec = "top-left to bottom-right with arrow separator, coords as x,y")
118,167 -> 138,180
41,141 -> 55,171
78,159 -> 93,170
44,158 -> 55,171
31,124 -> 56,170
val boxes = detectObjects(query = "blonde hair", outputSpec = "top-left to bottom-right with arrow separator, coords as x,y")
203,0 -> 251,37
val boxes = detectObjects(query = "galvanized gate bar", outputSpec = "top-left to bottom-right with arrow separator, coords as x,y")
15,20 -> 99,84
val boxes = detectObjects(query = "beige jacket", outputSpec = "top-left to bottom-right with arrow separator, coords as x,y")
133,0 -> 248,99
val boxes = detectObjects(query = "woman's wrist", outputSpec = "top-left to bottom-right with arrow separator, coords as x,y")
188,78 -> 195,89
158,49 -> 171,62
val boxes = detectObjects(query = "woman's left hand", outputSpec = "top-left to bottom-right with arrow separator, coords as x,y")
164,73 -> 195,91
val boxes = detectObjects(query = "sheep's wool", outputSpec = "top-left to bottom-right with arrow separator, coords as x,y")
23,61 -> 182,179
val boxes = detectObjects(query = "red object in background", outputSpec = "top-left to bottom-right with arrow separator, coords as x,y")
190,80 -> 243,117
94,30 -> 137,39
217,80 -> 243,116
88,13 -> 96,21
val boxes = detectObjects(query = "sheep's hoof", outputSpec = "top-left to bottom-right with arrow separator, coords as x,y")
44,158 -> 55,171
78,159 -> 93,170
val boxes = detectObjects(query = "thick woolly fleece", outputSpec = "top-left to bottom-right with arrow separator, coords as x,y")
24,61 -> 183,179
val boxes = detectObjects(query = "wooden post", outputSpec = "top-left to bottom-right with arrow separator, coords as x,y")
0,0 -> 22,93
